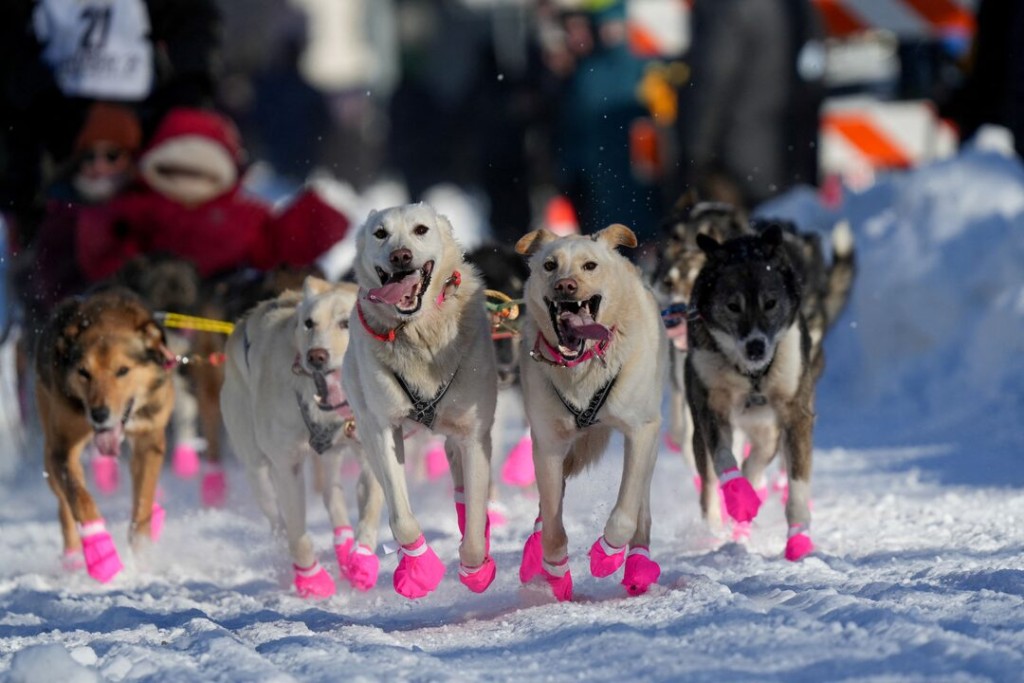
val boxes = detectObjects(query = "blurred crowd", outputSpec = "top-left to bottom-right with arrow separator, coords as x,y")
0,0 -> 1021,345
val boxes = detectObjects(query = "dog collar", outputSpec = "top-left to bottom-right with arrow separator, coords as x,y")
530,330 -> 612,369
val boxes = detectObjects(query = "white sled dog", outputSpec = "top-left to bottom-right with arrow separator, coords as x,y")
221,278 -> 384,599
342,203 -> 498,599
515,224 -> 666,601
685,226 -> 817,561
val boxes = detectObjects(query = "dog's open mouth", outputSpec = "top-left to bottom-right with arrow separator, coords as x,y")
311,371 -> 348,413
93,399 -> 134,456
545,295 -> 609,359
367,260 -> 434,314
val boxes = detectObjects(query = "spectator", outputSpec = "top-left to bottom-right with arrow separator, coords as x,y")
675,0 -> 826,211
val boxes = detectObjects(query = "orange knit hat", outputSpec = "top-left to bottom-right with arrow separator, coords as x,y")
74,103 -> 143,154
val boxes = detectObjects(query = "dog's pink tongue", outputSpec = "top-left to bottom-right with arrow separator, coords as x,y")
94,427 -> 122,457
560,312 -> 611,342
321,374 -> 346,407
367,273 -> 420,306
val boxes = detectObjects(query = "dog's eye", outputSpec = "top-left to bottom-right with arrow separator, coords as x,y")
582,261 -> 598,271
727,302 -> 742,314
373,227 -> 387,239
764,298 -> 777,311
115,366 -> 129,378
412,224 -> 429,236
543,260 -> 557,272
338,319 -> 349,330
304,318 -> 315,330
77,367 -> 91,381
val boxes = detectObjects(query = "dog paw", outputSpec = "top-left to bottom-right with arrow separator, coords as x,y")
346,544 -> 379,591
785,527 -> 814,561
91,455 -> 119,495
333,526 -> 355,578
459,556 -> 496,593
81,521 -> 123,583
588,535 -> 627,578
294,561 -> 336,599
394,535 -> 445,599
150,502 -> 165,542
501,434 -> 535,486
541,558 -> 573,602
201,468 -> 226,508
171,443 -> 200,478
719,468 -> 762,523
62,549 -> 85,573
621,547 -> 660,596
519,526 -> 543,584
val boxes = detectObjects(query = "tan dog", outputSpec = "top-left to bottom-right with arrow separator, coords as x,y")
515,224 -> 666,601
35,288 -> 175,583
220,278 -> 384,599
342,203 -> 497,599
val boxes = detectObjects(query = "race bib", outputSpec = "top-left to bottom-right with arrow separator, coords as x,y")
33,0 -> 153,100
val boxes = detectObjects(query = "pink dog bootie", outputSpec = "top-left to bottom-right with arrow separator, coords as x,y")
346,544 -> 380,591
334,526 -> 354,578
393,535 -> 445,599
622,546 -> 661,596
201,466 -> 226,508
454,487 -> 492,553
150,502 -> 165,541
588,535 -> 627,578
172,443 -> 200,478
541,557 -> 573,602
293,560 -> 336,599
424,440 -> 449,480
519,518 -> 543,584
785,524 -> 815,561
501,433 -> 535,486
719,467 -> 762,523
62,548 -> 85,573
459,556 -> 497,593
80,519 -> 123,583
92,455 -> 119,495
663,432 -> 682,454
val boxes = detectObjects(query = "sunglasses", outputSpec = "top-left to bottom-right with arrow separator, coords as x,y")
80,148 -> 129,164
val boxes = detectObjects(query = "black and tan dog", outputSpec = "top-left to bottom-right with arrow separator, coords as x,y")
685,226 -> 816,561
35,288 -> 175,582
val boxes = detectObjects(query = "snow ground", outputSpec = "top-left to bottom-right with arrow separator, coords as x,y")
2,147 -> 1024,682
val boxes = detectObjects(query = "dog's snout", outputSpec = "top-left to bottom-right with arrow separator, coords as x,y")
554,278 -> 578,297
90,406 -> 110,424
307,348 -> 329,370
389,248 -> 413,269
745,339 -> 766,361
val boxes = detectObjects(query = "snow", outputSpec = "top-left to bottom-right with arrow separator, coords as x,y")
2,146 -> 1024,682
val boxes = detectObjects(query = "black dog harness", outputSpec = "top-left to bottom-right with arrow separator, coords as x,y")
394,366 -> 460,430
296,392 -> 344,454
552,374 -> 618,430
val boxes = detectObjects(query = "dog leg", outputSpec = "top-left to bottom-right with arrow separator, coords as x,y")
128,430 -> 167,548
270,458 -> 335,598
44,435 -> 88,562
347,451 -> 384,591
532,441 -> 572,601
362,425 -> 443,598
319,449 -> 356,583
741,424 -> 779,502
453,429 -> 496,593
590,421 -> 658,578
711,421 -> 762,524
621,485 -> 661,595
782,414 -> 815,561
170,373 -> 201,478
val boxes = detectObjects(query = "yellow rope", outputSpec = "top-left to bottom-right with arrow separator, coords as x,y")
156,312 -> 235,335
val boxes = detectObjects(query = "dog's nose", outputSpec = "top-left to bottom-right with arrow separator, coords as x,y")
745,339 -> 766,361
307,348 -> 329,370
554,278 -> 578,297
90,406 -> 110,424
389,248 -> 413,269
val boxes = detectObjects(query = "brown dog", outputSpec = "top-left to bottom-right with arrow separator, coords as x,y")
35,288 -> 175,583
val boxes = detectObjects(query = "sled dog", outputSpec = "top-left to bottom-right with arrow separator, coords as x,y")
35,288 -> 175,583
342,203 -> 498,599
685,226 -> 816,560
515,224 -> 666,601
220,278 -> 384,598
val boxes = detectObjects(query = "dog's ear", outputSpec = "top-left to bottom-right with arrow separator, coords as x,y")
303,275 -> 332,299
138,319 -> 167,364
696,232 -> 722,256
594,223 -> 637,250
673,188 -> 700,214
515,229 -> 558,256
760,224 -> 784,253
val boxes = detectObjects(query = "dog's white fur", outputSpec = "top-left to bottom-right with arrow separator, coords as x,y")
221,279 -> 383,570
516,225 -> 667,564
342,203 -> 496,570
